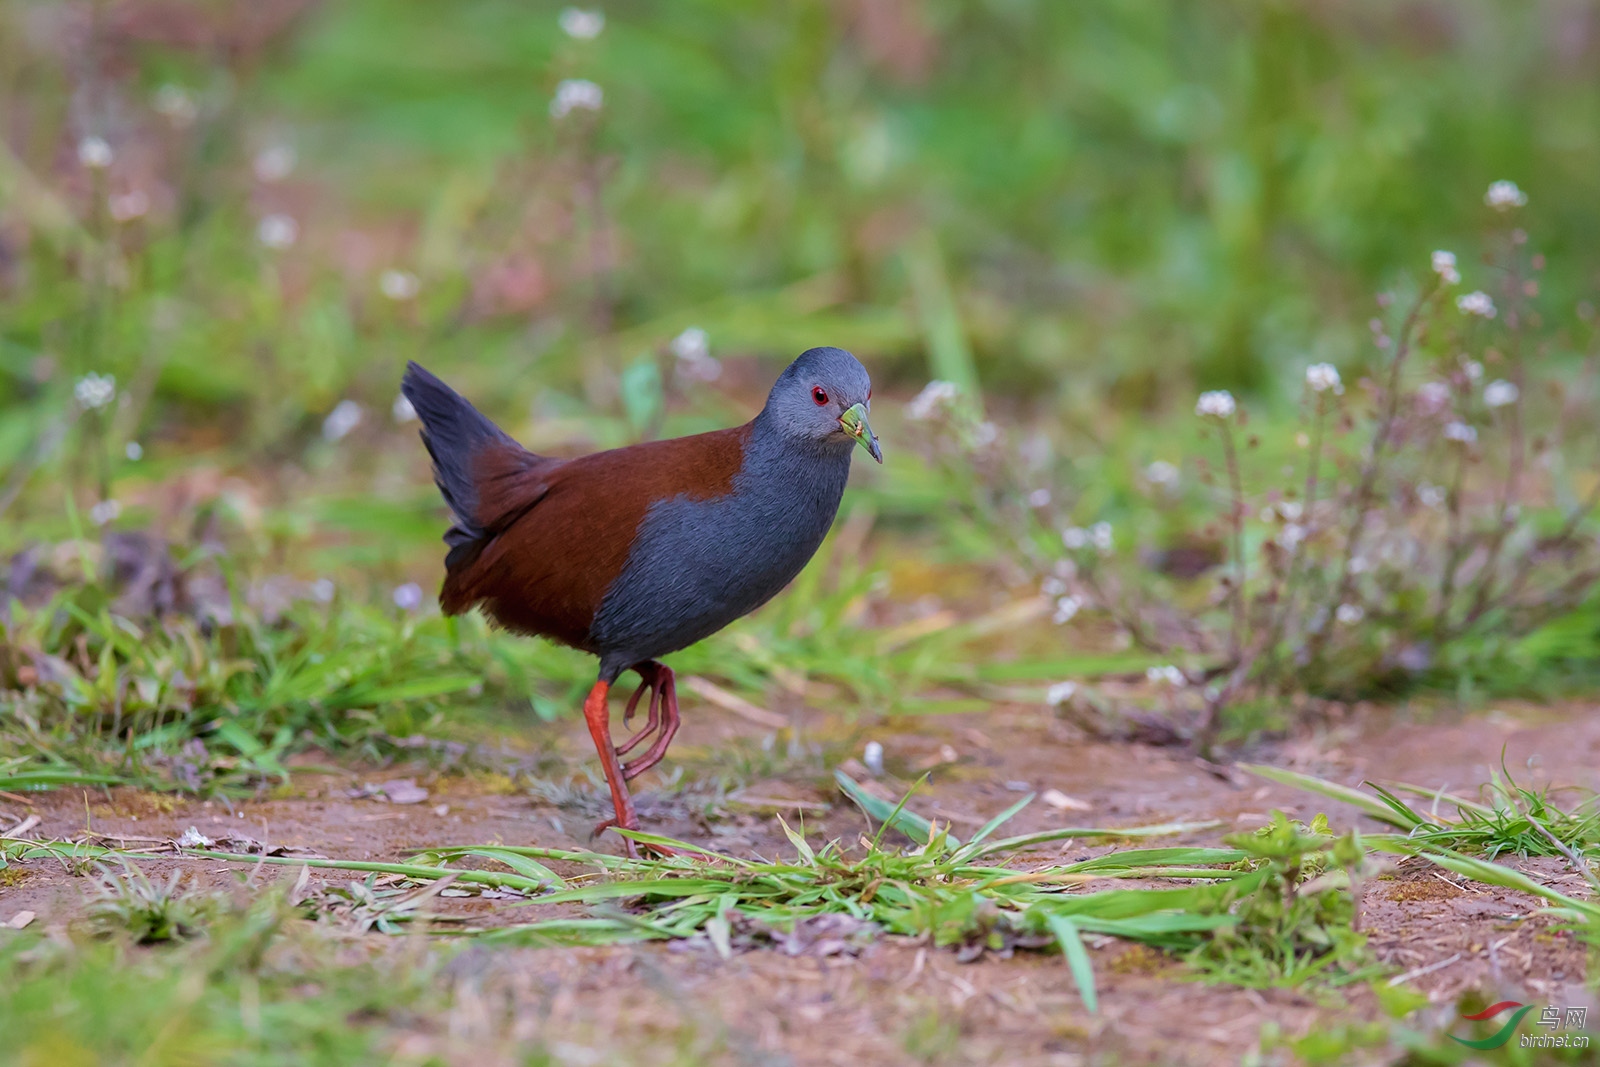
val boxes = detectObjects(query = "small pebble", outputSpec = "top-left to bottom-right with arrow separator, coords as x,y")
863,741 -> 884,775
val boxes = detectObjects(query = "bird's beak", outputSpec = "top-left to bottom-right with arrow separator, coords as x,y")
839,403 -> 883,463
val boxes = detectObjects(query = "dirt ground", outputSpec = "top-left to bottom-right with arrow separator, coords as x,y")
3,696 -> 1598,1065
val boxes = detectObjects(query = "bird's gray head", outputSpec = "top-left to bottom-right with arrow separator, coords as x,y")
760,347 -> 882,463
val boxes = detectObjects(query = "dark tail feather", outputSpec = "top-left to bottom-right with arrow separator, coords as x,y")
401,362 -> 546,583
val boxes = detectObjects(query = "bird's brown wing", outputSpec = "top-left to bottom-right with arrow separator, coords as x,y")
440,424 -> 752,651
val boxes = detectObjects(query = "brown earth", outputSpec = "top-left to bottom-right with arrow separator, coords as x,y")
3,696 -> 1598,1065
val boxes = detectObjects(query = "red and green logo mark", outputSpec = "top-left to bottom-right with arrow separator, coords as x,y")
1451,1002 -> 1535,1050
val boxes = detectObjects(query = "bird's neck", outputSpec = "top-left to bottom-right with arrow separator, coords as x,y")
742,411 -> 854,505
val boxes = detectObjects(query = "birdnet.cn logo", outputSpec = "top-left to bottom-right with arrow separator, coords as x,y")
1449,1002 -> 1590,1050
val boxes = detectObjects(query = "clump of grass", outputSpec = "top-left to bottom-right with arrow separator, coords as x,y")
85,863 -> 229,944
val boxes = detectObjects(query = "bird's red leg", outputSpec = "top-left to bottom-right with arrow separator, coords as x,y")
622,663 -> 680,781
581,680 -> 641,855
583,677 -> 684,858
614,667 -> 662,757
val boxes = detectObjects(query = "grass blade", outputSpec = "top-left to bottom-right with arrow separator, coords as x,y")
1045,914 -> 1098,1013
1237,765 -> 1421,829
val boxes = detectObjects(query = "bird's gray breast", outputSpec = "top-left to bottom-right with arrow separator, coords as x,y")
590,442 -> 850,674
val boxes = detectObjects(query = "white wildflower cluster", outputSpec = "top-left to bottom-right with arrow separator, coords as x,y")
559,7 -> 605,38
1431,250 -> 1461,286
1456,291 -> 1496,318
1484,180 -> 1527,211
1461,359 -> 1484,382
1195,390 -> 1236,419
1443,421 -> 1478,444
1417,483 -> 1446,509
77,136 -> 113,169
1416,381 -> 1452,414
1027,488 -> 1052,508
392,394 -> 417,423
154,85 -> 198,127
551,79 -> 604,119
124,442 -> 143,461
322,399 -> 363,442
670,327 -> 721,381
1483,380 -> 1518,408
89,499 -> 121,526
1045,681 -> 1077,707
380,269 -> 420,300
1051,594 -> 1084,625
1061,521 -> 1113,555
1144,460 -> 1179,490
906,380 -> 959,421
310,578 -> 336,603
392,582 -> 424,612
75,372 -> 117,411
1146,664 -> 1185,687
257,214 -> 298,249
1334,603 -> 1365,625
971,421 -> 998,447
1305,362 -> 1343,395
253,145 -> 296,183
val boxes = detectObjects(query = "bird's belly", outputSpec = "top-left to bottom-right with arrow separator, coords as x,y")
588,486 -> 839,672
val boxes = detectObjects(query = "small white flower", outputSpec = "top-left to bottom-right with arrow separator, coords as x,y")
74,372 -> 117,411
1144,460 -> 1179,488
1146,664 -> 1185,687
1279,501 -> 1303,521
1457,291 -> 1496,318
380,269 -> 419,300
670,326 -> 708,361
153,85 -> 197,127
1444,421 -> 1477,444
1462,360 -> 1484,382
670,327 -> 721,381
1089,521 -> 1114,555
393,582 -> 424,611
322,399 -> 363,442
1335,603 -> 1365,625
1280,523 -> 1306,551
1040,576 -> 1068,598
253,144 -> 296,183
1431,250 -> 1461,285
1417,483 -> 1446,509
392,394 -> 417,423
1045,681 -> 1077,707
1349,555 -> 1371,574
89,500 -> 121,526
1483,379 -> 1519,408
175,826 -> 214,849
559,7 -> 605,38
1061,526 -> 1088,551
77,136 -> 113,169
1484,180 -> 1527,211
906,380 -> 959,420
1305,362 -> 1343,394
124,441 -> 143,461
108,189 -> 150,222
550,79 -> 604,119
1052,595 -> 1083,625
257,213 -> 298,249
971,421 -> 999,447
1027,488 -> 1052,508
1417,381 -> 1452,413
1195,390 -> 1236,418
310,578 -> 336,603
863,740 -> 885,775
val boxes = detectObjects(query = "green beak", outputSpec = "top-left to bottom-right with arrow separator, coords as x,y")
839,403 -> 883,463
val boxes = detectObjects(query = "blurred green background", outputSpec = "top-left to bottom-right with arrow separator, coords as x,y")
2,0 -> 1597,545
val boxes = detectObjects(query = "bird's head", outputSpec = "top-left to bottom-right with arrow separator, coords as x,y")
762,346 -> 882,463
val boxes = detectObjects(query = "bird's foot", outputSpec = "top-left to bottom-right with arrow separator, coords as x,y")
589,817 -> 688,859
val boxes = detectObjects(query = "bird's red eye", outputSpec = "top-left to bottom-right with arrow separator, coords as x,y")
812,387 -> 829,406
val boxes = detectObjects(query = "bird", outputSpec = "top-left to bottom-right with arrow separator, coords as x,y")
401,347 -> 881,853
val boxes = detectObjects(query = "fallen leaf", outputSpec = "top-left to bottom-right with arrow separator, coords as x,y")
5,911 -> 35,930
1041,789 -> 1092,812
